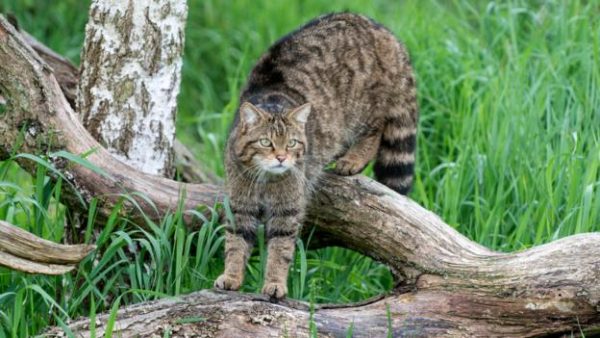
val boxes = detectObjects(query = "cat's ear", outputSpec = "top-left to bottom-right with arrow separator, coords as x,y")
286,103 -> 311,125
239,102 -> 267,127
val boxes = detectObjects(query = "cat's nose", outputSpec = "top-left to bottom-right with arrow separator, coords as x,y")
276,155 -> 287,163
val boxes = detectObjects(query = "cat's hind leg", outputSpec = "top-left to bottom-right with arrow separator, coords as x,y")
333,130 -> 382,176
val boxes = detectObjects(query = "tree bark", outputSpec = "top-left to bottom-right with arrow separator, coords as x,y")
0,16 -> 598,337
20,25 -> 219,185
0,221 -> 94,275
77,0 -> 188,177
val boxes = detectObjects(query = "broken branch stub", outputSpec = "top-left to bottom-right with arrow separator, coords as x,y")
0,221 -> 95,275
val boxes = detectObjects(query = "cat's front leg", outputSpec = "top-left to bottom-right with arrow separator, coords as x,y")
214,205 -> 258,291
262,206 -> 303,299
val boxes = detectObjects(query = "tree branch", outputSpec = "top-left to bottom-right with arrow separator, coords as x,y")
0,221 -> 94,274
21,30 -> 78,107
0,16 -> 598,336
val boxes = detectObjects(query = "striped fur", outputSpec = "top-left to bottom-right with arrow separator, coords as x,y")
216,13 -> 419,299
374,127 -> 417,195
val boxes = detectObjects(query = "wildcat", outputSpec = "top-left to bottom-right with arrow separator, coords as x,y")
214,13 -> 418,299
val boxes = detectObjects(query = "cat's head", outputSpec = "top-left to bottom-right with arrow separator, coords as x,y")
231,102 -> 311,175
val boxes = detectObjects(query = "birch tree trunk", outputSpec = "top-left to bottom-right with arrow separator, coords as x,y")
77,0 -> 188,177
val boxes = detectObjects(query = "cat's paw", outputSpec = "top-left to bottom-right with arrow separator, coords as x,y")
333,157 -> 366,176
262,282 -> 288,299
214,274 -> 242,291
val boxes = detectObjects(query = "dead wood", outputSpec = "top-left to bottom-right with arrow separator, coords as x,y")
0,16 -> 598,337
0,221 -> 94,274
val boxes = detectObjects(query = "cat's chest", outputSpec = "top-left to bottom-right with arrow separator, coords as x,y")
257,180 -> 303,203
254,188 -> 303,224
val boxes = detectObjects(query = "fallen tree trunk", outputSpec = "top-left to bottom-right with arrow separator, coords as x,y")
44,266 -> 600,337
0,16 -> 598,337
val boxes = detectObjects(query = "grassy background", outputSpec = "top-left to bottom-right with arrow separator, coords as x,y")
0,0 -> 599,336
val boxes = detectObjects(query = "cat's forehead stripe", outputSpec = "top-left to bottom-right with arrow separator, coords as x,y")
270,116 -> 287,136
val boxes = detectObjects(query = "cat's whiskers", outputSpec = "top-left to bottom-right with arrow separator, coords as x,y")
229,163 -> 265,198
240,165 -> 266,199
290,166 -> 315,196
245,168 -> 265,199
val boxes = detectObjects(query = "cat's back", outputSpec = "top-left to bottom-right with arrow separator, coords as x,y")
237,13 -> 418,193
242,12 -> 411,106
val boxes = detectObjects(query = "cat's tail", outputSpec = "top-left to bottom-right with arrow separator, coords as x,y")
373,120 -> 416,195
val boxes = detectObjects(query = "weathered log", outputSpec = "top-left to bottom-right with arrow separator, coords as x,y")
0,16 -> 599,337
21,31 -> 78,107
0,221 -> 95,274
44,269 -> 600,337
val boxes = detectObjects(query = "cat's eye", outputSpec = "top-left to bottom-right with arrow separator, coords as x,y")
287,139 -> 298,148
259,138 -> 272,147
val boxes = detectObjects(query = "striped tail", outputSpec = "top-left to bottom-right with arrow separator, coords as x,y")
373,122 -> 416,195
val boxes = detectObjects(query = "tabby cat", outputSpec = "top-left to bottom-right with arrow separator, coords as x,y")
214,13 -> 418,299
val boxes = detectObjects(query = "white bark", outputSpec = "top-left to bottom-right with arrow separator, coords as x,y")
78,0 -> 188,177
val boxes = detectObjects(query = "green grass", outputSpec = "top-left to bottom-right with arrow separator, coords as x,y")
0,0 -> 599,336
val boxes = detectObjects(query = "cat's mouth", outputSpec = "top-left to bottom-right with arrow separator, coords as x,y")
266,164 -> 289,174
